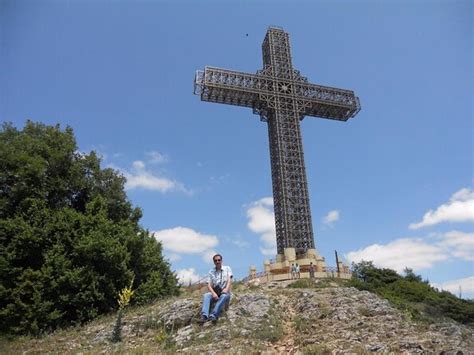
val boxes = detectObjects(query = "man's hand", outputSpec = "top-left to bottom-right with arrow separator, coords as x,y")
212,292 -> 219,300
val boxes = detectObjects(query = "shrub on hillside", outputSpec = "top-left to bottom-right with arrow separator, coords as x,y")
0,121 -> 179,335
349,261 -> 474,325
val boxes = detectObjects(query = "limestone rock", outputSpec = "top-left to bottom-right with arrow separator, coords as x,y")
157,299 -> 197,330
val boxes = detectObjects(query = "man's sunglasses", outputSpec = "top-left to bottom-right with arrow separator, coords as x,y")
213,259 -> 222,263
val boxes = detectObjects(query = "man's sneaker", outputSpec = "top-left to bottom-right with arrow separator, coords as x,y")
198,315 -> 208,325
209,315 -> 217,324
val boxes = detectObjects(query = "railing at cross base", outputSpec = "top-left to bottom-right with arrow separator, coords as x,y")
181,276 -> 208,293
267,254 -> 326,265
191,276 -> 208,286
241,271 -> 268,284
241,265 -> 348,283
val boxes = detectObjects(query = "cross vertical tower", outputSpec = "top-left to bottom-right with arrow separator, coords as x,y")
194,27 -> 360,257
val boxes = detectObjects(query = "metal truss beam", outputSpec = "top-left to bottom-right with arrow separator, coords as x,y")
194,67 -> 360,121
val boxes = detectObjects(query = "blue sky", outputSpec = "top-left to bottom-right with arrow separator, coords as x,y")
1,0 -> 473,297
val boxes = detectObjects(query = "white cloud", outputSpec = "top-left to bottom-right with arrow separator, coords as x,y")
450,188 -> 474,202
246,197 -> 277,257
323,210 -> 340,226
436,231 -> 474,261
132,160 -> 145,170
409,188 -> 474,229
121,160 -> 190,194
154,227 -> 222,264
154,227 -> 220,265
247,197 -> 275,233
153,227 -> 219,256
346,238 -> 448,273
176,268 -> 203,285
108,153 -> 190,195
146,151 -> 168,164
124,170 -> 181,192
347,230 -> 473,273
431,276 -> 474,298
167,253 -> 182,262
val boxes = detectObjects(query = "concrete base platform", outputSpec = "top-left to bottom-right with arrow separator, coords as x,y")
247,248 -> 351,284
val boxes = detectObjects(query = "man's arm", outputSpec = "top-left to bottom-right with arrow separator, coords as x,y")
208,281 -> 219,299
222,275 -> 232,294
222,267 -> 233,294
207,271 -> 219,300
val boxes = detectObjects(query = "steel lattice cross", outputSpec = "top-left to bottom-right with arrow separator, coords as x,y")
194,27 -> 361,256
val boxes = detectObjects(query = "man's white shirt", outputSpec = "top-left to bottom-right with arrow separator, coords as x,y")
208,265 -> 233,289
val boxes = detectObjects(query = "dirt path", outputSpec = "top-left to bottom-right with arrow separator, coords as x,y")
266,293 -> 300,354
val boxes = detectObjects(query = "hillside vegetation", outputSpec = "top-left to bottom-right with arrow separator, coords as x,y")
0,121 -> 179,335
347,261 -> 474,325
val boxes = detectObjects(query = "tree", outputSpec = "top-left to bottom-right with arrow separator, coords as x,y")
0,121 -> 179,335
403,267 -> 423,282
351,260 -> 400,286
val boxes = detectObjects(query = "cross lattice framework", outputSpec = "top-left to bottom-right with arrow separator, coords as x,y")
194,27 -> 360,256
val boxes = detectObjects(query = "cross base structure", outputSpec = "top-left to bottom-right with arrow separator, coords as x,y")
247,247 -> 351,283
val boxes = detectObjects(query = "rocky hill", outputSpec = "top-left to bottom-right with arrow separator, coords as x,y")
2,280 -> 472,354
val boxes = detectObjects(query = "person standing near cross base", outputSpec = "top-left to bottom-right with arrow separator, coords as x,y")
199,254 -> 232,324
309,262 -> 315,279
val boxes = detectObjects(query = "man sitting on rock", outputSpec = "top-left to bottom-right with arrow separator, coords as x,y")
199,253 -> 232,324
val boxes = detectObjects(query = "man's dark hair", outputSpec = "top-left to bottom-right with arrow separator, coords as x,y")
212,254 -> 222,261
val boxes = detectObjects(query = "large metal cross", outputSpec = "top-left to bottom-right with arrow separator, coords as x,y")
194,27 -> 360,256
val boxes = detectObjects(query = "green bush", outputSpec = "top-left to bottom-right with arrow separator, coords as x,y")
0,121 -> 179,335
349,261 -> 474,325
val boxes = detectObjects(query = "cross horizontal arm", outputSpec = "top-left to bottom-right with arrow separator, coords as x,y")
194,67 -> 264,108
295,82 -> 361,121
194,66 -> 360,121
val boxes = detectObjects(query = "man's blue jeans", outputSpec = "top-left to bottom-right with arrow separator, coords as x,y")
201,292 -> 230,319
